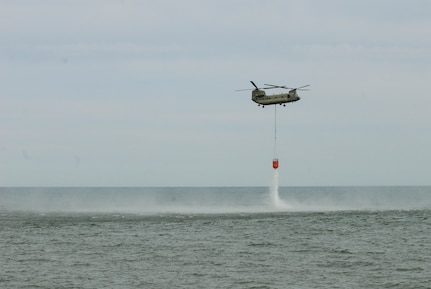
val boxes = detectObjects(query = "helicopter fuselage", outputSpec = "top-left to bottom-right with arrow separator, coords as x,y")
252,89 -> 300,106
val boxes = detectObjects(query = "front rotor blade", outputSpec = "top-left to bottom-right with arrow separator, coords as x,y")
250,81 -> 259,89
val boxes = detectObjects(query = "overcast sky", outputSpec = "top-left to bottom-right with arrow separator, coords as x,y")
1,0 -> 431,187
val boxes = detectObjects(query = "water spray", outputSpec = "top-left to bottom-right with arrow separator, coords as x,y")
270,105 -> 283,208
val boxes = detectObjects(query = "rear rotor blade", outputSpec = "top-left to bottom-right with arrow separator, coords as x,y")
265,83 -> 311,91
296,85 -> 310,90
236,82 -> 310,91
264,83 -> 290,89
262,83 -> 288,90
262,86 -> 281,90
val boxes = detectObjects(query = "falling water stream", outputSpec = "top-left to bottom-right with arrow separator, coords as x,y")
270,169 -> 280,207
269,105 -> 288,209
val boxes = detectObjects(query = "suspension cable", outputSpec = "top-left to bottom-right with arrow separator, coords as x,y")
274,105 -> 277,158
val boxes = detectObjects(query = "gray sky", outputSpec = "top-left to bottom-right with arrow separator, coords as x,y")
1,0 -> 431,187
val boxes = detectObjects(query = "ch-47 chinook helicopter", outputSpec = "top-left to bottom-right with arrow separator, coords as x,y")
237,81 -> 310,107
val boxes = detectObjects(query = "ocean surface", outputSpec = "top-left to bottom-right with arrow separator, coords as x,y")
1,186 -> 431,288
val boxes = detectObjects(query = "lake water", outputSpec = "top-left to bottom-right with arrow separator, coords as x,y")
1,186 -> 431,288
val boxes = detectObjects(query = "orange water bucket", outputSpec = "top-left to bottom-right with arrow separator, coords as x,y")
272,158 -> 279,169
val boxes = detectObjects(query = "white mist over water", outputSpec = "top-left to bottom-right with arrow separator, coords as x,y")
269,169 -> 290,210
2,187 -> 431,213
